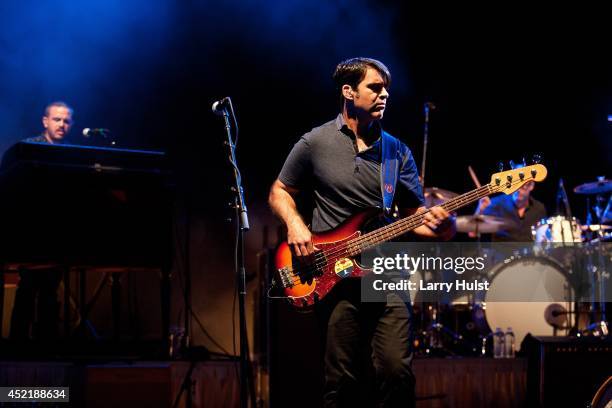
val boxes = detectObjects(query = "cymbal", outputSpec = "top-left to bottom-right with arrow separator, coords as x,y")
424,187 -> 458,207
456,214 -> 512,234
574,179 -> 612,195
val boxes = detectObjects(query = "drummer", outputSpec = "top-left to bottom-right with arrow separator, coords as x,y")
474,168 -> 547,242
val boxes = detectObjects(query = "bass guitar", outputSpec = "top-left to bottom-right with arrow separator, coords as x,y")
274,164 -> 547,309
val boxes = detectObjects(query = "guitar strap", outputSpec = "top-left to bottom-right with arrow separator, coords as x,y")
380,131 -> 403,216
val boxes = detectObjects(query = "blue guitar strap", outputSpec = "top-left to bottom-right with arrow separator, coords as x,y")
380,130 -> 402,216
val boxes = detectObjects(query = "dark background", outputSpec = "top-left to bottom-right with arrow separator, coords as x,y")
1,1 -> 610,354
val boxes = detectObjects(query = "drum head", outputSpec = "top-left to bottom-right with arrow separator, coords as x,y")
484,256 -> 571,346
592,377 -> 612,408
533,215 -> 582,243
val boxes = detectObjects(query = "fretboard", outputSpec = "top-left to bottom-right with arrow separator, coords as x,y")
346,184 -> 495,256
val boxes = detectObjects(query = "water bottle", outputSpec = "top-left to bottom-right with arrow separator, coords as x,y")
493,327 -> 505,358
504,327 -> 515,358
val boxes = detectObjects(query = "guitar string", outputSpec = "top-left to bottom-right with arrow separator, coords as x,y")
286,176 -> 534,287
285,184 -> 495,286
286,184 -> 496,286
286,182 -> 500,286
311,185 -> 492,272
351,185 -> 494,251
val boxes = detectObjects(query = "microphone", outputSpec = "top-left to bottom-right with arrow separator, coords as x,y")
83,128 -> 110,137
211,97 -> 231,115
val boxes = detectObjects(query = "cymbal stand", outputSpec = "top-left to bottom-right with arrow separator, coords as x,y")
422,259 -> 465,355
583,193 -> 609,337
425,302 -> 462,355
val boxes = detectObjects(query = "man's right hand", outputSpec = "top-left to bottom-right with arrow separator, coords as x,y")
477,196 -> 491,214
268,178 -> 318,259
287,218 -> 317,258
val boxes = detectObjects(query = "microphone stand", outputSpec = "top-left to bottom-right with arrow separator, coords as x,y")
557,178 -> 573,219
217,99 -> 256,408
420,102 -> 435,187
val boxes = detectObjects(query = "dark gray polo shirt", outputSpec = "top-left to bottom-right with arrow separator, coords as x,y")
278,114 -> 424,233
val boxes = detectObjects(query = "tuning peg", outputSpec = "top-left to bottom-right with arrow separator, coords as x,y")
509,160 -> 516,170
498,161 -> 504,172
532,154 -> 542,164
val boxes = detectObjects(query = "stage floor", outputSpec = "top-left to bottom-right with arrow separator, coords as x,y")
0,357 -> 526,407
0,360 -> 239,407
1,355 -> 608,407
413,357 -> 527,407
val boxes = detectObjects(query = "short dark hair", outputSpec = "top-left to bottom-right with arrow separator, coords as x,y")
333,57 -> 391,100
44,101 -> 73,117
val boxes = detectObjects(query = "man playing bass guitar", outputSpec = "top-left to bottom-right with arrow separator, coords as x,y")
269,57 -> 455,408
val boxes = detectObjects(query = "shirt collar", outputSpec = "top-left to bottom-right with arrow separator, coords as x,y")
334,113 -> 383,140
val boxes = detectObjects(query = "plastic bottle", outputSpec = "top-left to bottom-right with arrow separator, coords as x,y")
504,327 -> 515,358
493,327 -> 505,358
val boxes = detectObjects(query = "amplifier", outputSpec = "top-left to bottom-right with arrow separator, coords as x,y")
523,335 -> 612,407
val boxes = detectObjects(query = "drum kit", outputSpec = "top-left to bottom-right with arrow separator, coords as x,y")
414,179 -> 611,356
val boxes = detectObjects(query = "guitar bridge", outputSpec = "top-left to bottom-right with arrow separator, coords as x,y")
276,267 -> 294,289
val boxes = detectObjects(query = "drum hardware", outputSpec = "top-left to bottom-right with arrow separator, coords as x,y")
425,304 -> 463,354
575,177 -> 610,337
415,101 -> 470,355
532,179 -> 586,337
414,255 -> 496,356
544,303 -> 571,334
479,332 -> 492,357
416,165 -> 516,355
587,231 -> 612,244
556,177 -> 574,220
474,254 -> 575,346
414,301 -> 485,357
413,263 -> 472,356
416,172 -> 609,354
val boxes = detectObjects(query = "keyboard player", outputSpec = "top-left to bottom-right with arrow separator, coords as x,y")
9,101 -> 74,341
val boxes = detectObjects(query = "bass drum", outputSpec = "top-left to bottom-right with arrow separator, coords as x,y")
591,377 -> 612,408
479,256 -> 573,346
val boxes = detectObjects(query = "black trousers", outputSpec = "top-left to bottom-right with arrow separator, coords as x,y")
317,279 -> 416,408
